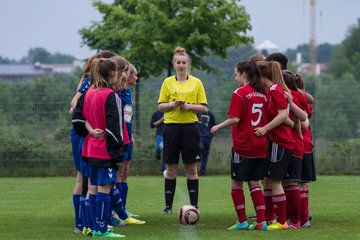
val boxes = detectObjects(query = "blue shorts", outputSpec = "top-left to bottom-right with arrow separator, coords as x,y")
124,143 -> 133,160
71,128 -> 82,172
90,165 -> 117,186
71,128 -> 90,176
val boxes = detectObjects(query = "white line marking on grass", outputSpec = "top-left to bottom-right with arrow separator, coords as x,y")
176,181 -> 199,240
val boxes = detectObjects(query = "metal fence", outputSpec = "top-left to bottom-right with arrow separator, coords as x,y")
0,72 -> 359,176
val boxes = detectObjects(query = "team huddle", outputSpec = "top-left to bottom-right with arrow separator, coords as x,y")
212,53 -> 316,230
69,48 -> 315,237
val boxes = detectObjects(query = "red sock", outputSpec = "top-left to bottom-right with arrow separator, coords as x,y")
231,188 -> 247,223
284,185 -> 300,224
272,193 -> 286,224
250,185 -> 265,223
300,188 -> 308,222
264,188 -> 273,222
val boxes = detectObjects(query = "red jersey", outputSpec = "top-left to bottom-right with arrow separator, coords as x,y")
267,84 -> 295,150
289,90 -> 305,158
228,84 -> 268,158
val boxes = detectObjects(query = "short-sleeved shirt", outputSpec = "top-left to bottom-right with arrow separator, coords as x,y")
267,84 -> 295,150
158,75 -> 207,124
228,84 -> 268,158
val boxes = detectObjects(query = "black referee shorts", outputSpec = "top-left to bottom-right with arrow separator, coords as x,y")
163,123 -> 201,165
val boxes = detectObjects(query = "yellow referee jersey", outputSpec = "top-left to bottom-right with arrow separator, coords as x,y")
158,75 -> 207,124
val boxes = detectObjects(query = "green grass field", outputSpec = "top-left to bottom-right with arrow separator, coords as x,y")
0,175 -> 359,239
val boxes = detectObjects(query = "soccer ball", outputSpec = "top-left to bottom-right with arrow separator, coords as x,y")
178,205 -> 200,225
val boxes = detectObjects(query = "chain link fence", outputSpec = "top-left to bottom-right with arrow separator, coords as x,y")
0,71 -> 359,176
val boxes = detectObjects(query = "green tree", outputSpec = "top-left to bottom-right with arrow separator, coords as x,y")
80,0 -> 252,78
285,43 -> 338,63
21,47 -> 52,64
327,18 -> 360,80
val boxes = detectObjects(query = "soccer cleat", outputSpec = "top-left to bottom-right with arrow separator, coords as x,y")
267,221 -> 289,230
288,221 -> 301,229
125,210 -> 140,218
110,211 -> 127,226
248,221 -> 267,230
74,227 -> 83,235
227,220 -> 249,230
163,207 -> 172,214
124,216 -> 145,225
82,227 -> 93,237
301,220 -> 311,228
92,230 -> 125,238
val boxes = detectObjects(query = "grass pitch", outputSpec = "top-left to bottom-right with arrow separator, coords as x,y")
0,175 -> 359,239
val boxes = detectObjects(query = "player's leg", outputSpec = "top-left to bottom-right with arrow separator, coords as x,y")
200,139 -> 210,176
70,128 -> 84,234
227,180 -> 249,230
248,180 -> 267,230
184,162 -> 199,208
163,163 -> 179,214
283,155 -> 302,229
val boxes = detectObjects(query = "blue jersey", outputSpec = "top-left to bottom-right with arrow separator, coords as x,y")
119,88 -> 133,160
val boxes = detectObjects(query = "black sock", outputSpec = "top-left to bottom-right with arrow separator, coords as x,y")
164,178 -> 176,209
187,179 -> 199,207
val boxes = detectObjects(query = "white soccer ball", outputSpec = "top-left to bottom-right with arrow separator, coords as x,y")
178,205 -> 200,225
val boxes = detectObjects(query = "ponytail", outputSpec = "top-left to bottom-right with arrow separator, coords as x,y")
90,58 -> 117,90
282,70 -> 298,91
269,61 -> 291,95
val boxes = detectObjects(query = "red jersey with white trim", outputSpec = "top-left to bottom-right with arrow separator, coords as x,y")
290,90 -> 305,158
228,84 -> 268,158
267,84 -> 295,150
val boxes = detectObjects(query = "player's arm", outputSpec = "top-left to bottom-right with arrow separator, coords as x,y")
255,109 -> 287,136
301,118 -> 310,130
105,93 -> 124,165
211,117 -> 240,135
180,103 -> 207,113
284,117 -> 295,128
85,121 -> 104,139
72,93 -> 88,138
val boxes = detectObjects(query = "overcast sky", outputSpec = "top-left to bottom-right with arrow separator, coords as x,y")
0,0 -> 359,60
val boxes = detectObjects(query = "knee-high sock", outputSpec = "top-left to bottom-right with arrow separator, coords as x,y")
80,196 -> 89,228
285,184 -> 300,224
164,178 -> 176,209
272,193 -> 287,224
231,188 -> 247,223
73,194 -> 83,229
88,194 -> 97,230
300,185 -> 309,222
264,188 -> 274,222
85,198 -> 92,229
95,192 -> 111,234
119,182 -> 128,209
250,185 -> 265,223
111,187 -> 128,220
187,179 -> 199,207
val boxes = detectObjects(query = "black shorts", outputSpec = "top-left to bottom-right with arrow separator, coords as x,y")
163,123 -> 201,164
266,140 -> 293,181
283,155 -> 302,182
231,149 -> 266,182
301,152 -> 317,183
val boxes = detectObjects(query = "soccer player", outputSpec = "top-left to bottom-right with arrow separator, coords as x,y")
282,71 -> 308,229
255,61 -> 295,230
78,57 -> 126,238
158,47 -> 208,214
116,63 -> 143,219
211,60 -> 268,230
295,73 -> 316,228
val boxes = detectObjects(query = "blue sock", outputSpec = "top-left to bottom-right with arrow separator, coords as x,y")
119,182 -> 128,209
108,188 -> 114,223
85,198 -> 92,229
96,192 -> 111,234
111,187 -> 128,220
80,196 -> 89,228
89,194 -> 97,231
72,194 -> 83,229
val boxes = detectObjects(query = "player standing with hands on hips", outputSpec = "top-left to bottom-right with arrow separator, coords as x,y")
158,47 -> 208,214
